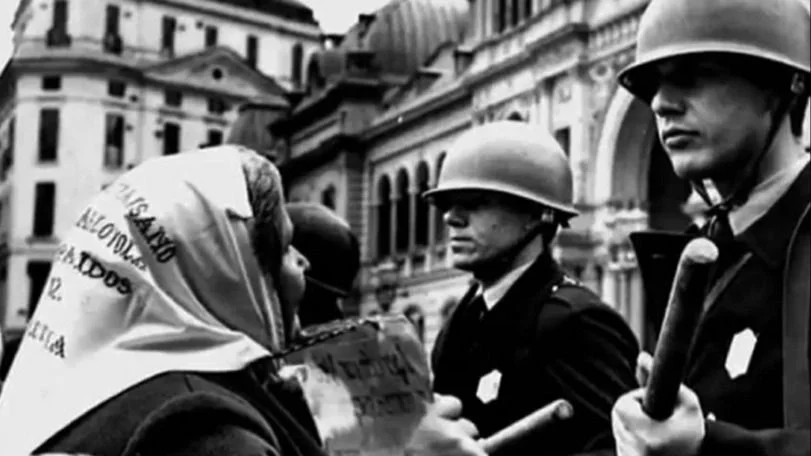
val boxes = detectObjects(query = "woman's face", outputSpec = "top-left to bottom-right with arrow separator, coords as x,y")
277,212 -> 309,338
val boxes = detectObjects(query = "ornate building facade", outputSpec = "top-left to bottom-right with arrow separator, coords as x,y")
275,0 -> 811,354
0,0 -> 322,334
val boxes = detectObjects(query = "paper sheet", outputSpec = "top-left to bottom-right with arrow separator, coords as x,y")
283,315 -> 433,456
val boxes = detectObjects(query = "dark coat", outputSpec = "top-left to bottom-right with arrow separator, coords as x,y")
633,163 -> 810,456
431,253 -> 639,455
36,361 -> 326,456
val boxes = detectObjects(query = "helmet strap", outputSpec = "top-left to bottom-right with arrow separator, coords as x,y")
696,84 -> 797,216
472,216 -> 553,284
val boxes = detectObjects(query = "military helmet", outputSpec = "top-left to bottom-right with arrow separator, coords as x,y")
286,202 -> 360,298
619,0 -> 811,99
422,121 -> 578,221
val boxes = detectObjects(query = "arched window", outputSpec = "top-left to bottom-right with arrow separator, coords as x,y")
434,152 -> 447,242
376,176 -> 391,258
415,161 -> 430,247
321,184 -> 336,210
404,304 -> 426,342
395,168 -> 410,253
291,43 -> 304,89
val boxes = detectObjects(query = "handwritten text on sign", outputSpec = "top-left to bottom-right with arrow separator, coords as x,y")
285,316 -> 432,456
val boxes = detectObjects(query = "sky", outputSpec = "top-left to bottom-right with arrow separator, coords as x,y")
0,0 -> 390,68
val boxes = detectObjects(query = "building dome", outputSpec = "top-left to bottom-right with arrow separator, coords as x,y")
308,0 -> 469,84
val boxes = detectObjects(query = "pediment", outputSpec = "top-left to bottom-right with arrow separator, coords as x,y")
143,47 -> 287,106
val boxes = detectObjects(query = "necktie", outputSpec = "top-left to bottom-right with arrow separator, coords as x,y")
704,208 -> 735,246
467,294 -> 487,324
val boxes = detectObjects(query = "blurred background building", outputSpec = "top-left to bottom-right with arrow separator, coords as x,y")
1,0 -> 809,354
269,0 -> 811,354
0,0 -> 321,335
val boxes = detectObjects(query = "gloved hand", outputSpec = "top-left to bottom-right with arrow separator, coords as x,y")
612,384 -> 705,456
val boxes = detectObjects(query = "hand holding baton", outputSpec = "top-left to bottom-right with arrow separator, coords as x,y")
478,399 -> 573,453
642,237 -> 718,420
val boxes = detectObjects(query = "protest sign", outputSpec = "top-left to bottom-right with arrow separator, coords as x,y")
282,315 -> 433,456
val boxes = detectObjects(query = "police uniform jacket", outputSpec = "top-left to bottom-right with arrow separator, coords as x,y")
634,162 -> 810,456
431,252 -> 639,455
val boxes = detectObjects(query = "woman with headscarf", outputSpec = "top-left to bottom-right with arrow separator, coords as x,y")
0,146 -> 484,456
0,146 -> 321,455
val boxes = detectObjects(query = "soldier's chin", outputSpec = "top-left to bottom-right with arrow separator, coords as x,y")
450,254 -> 479,271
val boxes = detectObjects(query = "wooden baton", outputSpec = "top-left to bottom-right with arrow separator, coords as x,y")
478,399 -> 573,453
642,237 -> 718,421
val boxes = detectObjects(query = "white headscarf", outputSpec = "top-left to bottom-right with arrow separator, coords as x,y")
0,146 -> 288,455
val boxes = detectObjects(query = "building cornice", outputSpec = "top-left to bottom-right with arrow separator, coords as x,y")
10,51 -> 285,105
362,80 -> 470,142
140,0 -> 321,38
466,22 -> 590,88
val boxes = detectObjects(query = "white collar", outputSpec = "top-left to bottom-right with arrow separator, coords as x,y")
477,261 -> 534,310
729,154 -> 809,235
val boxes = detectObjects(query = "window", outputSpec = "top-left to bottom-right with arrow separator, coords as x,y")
53,0 -> 68,30
42,75 -> 61,91
47,0 -> 70,47
33,182 -> 56,237
495,0 -> 507,33
246,35 -> 258,68
27,261 -> 52,315
555,127 -> 571,157
206,129 -> 222,146
103,4 -> 122,54
2,117 -> 15,178
104,113 -> 125,169
511,0 -> 520,27
161,16 -> 176,56
163,122 -> 180,155
207,98 -> 227,115
105,4 -> 120,35
415,162 -> 430,247
395,169 -> 410,253
38,109 -> 59,163
376,176 -> 392,258
108,80 -> 126,97
434,153 -> 447,242
205,25 -> 218,47
164,89 -> 182,107
291,43 -> 304,88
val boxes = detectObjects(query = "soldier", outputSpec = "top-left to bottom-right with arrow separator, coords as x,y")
425,121 -> 639,455
286,202 -> 359,329
611,0 -> 810,455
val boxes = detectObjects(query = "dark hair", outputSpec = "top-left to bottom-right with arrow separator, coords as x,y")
238,148 -> 287,281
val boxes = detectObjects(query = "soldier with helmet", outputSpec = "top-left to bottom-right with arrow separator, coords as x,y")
426,121 -> 639,455
611,0 -> 810,454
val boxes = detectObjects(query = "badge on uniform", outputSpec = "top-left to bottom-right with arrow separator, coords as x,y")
725,328 -> 757,380
477,369 -> 502,404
